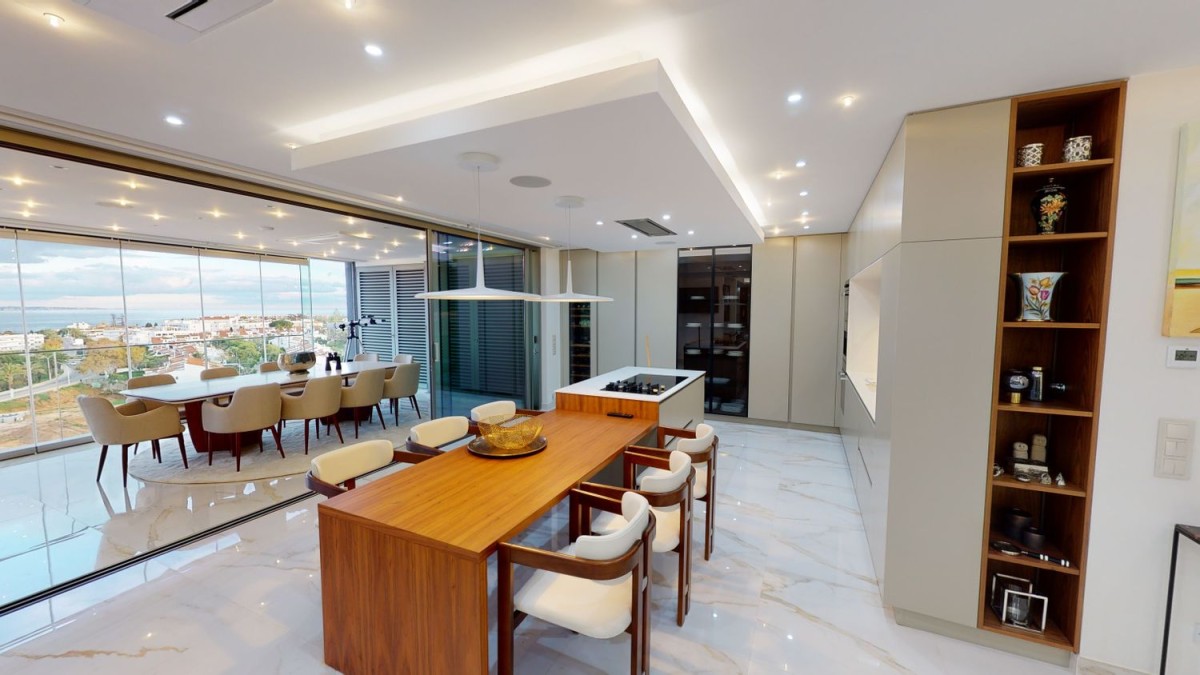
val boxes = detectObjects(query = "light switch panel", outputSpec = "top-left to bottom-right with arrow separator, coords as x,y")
1156,418 -> 1195,479
1167,345 -> 1199,369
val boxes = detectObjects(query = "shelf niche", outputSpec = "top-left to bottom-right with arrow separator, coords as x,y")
977,81 -> 1125,654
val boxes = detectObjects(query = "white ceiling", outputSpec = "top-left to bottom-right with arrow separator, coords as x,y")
2,0 -> 1200,256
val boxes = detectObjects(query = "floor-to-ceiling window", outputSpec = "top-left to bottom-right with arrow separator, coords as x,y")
0,230 -> 348,457
429,233 -> 532,416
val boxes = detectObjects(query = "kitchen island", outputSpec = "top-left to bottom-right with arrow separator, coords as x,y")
555,366 -> 705,431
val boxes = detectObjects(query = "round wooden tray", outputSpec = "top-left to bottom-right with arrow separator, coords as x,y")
467,435 -> 548,459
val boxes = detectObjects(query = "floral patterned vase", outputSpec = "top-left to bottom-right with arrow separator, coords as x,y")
1012,272 -> 1065,321
1031,179 -> 1067,234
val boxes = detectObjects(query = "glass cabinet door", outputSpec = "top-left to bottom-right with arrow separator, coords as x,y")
677,246 -> 751,416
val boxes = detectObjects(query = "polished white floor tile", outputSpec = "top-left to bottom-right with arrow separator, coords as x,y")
0,418 -> 1077,674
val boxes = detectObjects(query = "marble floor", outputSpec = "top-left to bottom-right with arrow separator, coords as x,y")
0,393 -> 430,611
0,420 -> 1077,674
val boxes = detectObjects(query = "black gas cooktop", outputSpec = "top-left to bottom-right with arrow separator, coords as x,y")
601,374 -> 688,395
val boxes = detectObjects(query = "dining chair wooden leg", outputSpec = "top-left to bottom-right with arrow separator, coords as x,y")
392,398 -> 399,426
704,494 -> 715,561
270,424 -> 285,459
303,419 -> 310,454
331,417 -> 345,444
96,445 -> 108,482
375,403 -> 387,430
498,548 -> 514,675
151,439 -> 162,463
353,408 -> 360,439
410,395 -> 421,419
121,444 -> 131,488
235,441 -> 242,472
207,433 -> 214,466
175,434 -> 189,469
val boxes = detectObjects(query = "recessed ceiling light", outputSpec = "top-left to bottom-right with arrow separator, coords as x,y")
126,179 -> 139,190
787,92 -> 802,103
345,216 -> 355,225
391,239 -> 400,246
164,115 -> 184,126
353,244 -> 362,250
117,197 -> 130,207
257,243 -> 266,250
840,95 -> 857,108
799,190 -> 809,197
273,209 -> 285,219
417,233 -> 425,240
150,212 -> 164,221
794,159 -> 807,168
375,254 -> 380,260
540,236 -> 550,241
595,220 -> 603,226
20,210 -> 31,218
394,195 -> 404,202
662,214 -> 671,221
290,241 -> 299,246
773,227 -> 781,235
803,225 -> 811,230
10,176 -> 24,186
773,171 -> 785,180
337,240 -> 345,246
364,44 -> 383,57
235,231 -> 246,239
24,199 -> 36,209
285,142 -> 299,150
344,0 -> 357,8
687,230 -> 694,235
631,234 -> 638,239
43,13 -> 64,28
382,248 -> 390,254
210,209 -> 223,218
766,199 -> 773,207
801,211 -> 810,216
110,224 -> 121,231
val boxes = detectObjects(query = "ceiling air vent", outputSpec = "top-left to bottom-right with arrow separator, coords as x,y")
71,0 -> 273,43
615,218 -> 676,237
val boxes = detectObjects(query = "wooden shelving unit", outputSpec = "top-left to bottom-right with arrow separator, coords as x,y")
976,81 -> 1125,652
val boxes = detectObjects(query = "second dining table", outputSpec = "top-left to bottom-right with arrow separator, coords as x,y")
118,361 -> 395,453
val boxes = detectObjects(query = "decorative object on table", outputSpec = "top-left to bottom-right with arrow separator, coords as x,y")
1055,472 -> 1066,487
1048,382 -> 1068,398
1016,142 -> 1044,167
1031,179 -> 1068,234
1029,366 -> 1046,402
337,314 -> 384,360
1001,506 -> 1034,539
474,414 -> 545,455
1038,473 -> 1052,485
1012,272 -> 1065,321
1062,135 -> 1093,162
277,351 -> 317,373
324,353 -> 335,372
1031,433 -> 1048,463
333,353 -> 342,370
1001,588 -> 1049,633
993,463 -> 1004,477
990,573 -> 1033,618
1009,392 -> 1022,404
1163,120 -> 1200,336
1005,369 -> 1031,395
1013,461 -> 1050,484
466,434 -> 547,458
415,153 -> 539,302
1012,441 -> 1030,461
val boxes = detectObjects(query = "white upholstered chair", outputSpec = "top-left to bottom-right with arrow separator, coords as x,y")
392,353 -> 414,364
125,373 -> 176,413
584,450 -> 694,626
640,424 -> 718,560
258,361 -> 281,373
339,367 -> 386,438
280,375 -> 344,453
352,352 -> 379,362
469,400 -> 543,422
200,366 -> 239,380
201,382 -> 283,471
78,395 -> 188,488
402,416 -> 472,462
498,491 -> 655,675
306,439 -> 396,497
382,362 -> 421,424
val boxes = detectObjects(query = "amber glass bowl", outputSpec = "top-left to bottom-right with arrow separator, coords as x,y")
477,415 -> 543,450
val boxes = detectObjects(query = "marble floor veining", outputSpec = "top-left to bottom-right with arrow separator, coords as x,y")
0,420 -> 1079,674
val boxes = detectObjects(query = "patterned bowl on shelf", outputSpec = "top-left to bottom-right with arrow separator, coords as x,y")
477,415 -> 543,451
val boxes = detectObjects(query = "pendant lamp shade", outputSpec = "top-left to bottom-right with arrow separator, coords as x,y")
534,195 -> 612,303
415,152 -> 539,302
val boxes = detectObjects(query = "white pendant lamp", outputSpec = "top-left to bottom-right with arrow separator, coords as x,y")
535,195 -> 613,303
415,152 -> 539,302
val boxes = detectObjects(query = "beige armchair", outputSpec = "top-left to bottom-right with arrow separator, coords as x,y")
393,353 -> 414,364
353,352 -> 379,362
78,396 -> 188,488
258,362 -> 281,373
340,367 -> 386,438
126,373 -> 176,413
202,382 -> 283,472
306,439 -> 406,497
280,375 -> 344,453
382,362 -> 421,424
200,366 -> 239,380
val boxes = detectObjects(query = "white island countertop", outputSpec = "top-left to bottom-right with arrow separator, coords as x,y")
555,366 -> 705,403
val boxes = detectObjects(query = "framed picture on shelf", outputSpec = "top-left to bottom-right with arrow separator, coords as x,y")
1000,589 -> 1049,634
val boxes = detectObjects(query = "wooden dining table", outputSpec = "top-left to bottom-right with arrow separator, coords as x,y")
118,361 -> 395,453
317,408 -> 656,674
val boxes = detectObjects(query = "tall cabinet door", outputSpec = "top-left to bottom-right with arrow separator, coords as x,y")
748,238 -> 794,422
790,234 -> 842,426
596,252 -> 636,374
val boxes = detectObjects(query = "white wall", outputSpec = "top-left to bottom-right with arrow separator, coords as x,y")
1082,65 -> 1200,673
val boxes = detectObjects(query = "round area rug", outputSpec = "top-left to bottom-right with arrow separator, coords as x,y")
127,412 -> 421,484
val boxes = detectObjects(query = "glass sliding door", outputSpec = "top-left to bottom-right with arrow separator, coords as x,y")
429,233 -> 530,417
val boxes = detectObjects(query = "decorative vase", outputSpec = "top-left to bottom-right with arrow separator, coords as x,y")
1062,135 -> 1093,162
1012,272 -> 1065,321
1016,143 -> 1044,167
1031,179 -> 1067,234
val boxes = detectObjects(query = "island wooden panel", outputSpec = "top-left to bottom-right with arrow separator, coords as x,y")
555,391 -> 660,420
317,409 -> 655,674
